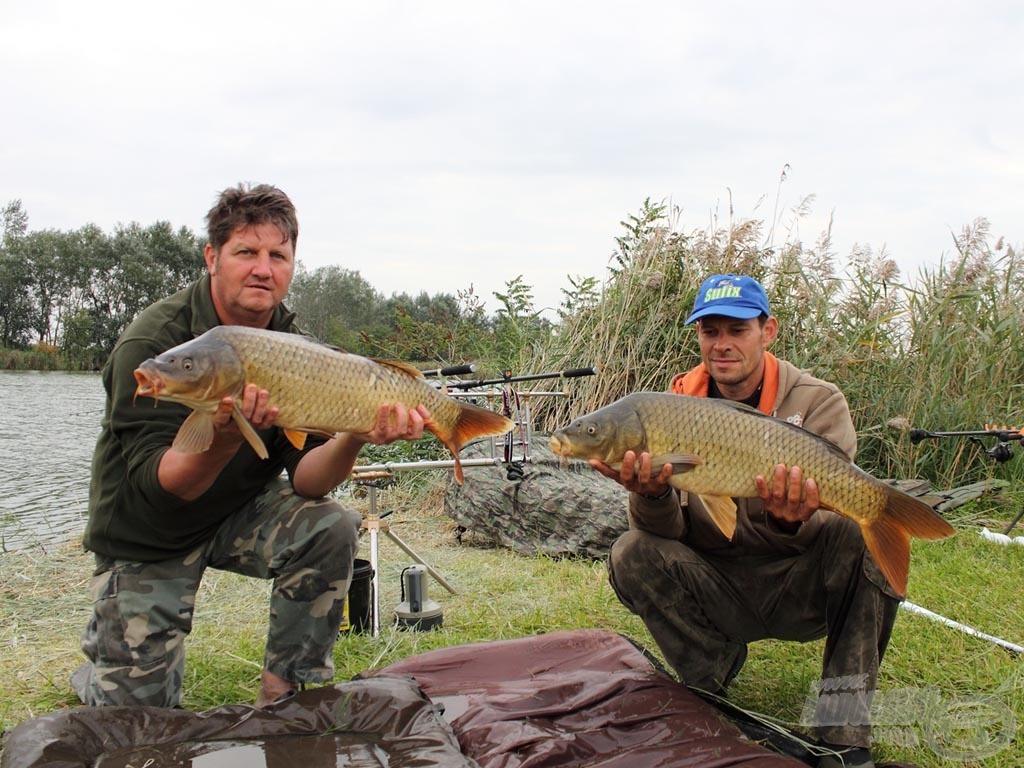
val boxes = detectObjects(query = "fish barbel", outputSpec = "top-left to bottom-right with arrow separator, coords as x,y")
133,325 -> 513,482
550,392 -> 955,596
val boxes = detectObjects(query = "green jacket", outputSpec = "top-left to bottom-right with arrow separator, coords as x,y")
83,274 -> 324,561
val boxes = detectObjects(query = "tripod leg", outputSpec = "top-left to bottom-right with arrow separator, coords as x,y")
1004,504 -> 1024,536
368,527 -> 380,636
385,529 -> 459,595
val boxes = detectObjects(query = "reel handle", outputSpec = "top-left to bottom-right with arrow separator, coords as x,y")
561,366 -> 599,378
422,364 -> 477,377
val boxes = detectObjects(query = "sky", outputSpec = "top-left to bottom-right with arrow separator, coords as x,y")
2,1 -> 1021,318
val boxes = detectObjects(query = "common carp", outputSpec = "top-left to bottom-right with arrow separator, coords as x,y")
550,392 -> 955,595
133,325 -> 513,482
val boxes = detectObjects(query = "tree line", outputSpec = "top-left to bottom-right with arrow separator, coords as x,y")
0,200 -> 558,373
4,194 -> 1022,487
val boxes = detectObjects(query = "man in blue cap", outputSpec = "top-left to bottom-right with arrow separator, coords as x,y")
598,274 -> 899,768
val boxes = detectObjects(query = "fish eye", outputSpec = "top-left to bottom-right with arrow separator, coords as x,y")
182,357 -> 194,372
587,425 -> 597,436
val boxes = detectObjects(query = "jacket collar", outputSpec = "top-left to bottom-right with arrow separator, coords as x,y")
669,352 -> 780,415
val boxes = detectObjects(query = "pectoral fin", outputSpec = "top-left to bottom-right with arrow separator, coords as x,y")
650,453 -> 703,474
170,406 -> 270,459
283,427 -> 337,450
230,403 -> 270,459
699,494 -> 738,541
173,410 -> 217,453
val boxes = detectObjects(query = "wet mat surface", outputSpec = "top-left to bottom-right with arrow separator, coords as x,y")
1,676 -> 475,768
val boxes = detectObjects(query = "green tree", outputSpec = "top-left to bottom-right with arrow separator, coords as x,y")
87,221 -> 204,356
287,265 -> 388,352
0,250 -> 35,348
2,200 -> 28,244
492,276 -> 553,374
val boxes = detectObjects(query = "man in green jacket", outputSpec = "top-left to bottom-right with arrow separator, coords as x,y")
74,183 -> 428,708
599,274 -> 900,768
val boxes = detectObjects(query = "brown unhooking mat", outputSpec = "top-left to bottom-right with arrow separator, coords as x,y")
2,630 -> 810,767
367,629 -> 807,767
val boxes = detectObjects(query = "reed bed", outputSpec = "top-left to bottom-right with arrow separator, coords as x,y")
526,208 -> 1023,493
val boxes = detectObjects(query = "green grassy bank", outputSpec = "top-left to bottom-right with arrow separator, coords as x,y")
2,482 -> 1021,767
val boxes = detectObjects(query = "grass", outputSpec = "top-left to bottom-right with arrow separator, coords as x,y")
2,481 -> 1022,767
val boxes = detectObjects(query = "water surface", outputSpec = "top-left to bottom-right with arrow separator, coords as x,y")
0,371 -> 104,551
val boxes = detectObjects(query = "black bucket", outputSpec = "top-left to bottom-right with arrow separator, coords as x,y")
340,558 -> 374,634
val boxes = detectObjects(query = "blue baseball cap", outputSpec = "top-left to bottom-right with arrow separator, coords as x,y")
685,274 -> 770,325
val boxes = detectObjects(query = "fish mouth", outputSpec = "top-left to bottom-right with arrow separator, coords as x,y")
548,434 -> 572,468
133,368 -> 164,402
549,433 -> 573,458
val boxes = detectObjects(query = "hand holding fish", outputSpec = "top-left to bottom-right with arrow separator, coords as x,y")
591,450 -> 674,499
550,392 -> 956,596
133,326 -> 514,483
756,464 -> 821,525
159,382 -> 281,502
210,384 -> 279,440
352,403 -> 429,446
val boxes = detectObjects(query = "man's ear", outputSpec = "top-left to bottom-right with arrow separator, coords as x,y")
762,316 -> 779,345
203,243 -> 217,274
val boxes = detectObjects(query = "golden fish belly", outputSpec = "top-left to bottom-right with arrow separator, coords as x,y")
632,394 -> 886,522
227,332 -> 461,434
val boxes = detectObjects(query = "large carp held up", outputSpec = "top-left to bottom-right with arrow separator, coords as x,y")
132,326 -> 513,482
551,392 -> 956,596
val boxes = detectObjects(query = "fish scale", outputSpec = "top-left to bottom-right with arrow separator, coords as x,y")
226,328 -> 464,433
631,394 -> 887,516
133,325 -> 513,482
551,391 -> 955,596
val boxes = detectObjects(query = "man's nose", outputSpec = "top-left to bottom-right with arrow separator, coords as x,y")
712,336 -> 732,351
251,252 -> 273,276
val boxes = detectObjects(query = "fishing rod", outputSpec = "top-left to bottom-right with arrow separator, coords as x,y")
910,424 -> 1024,535
442,366 -> 599,391
421,364 -> 477,378
908,426 -> 1023,463
450,366 -> 599,478
419,364 -> 598,479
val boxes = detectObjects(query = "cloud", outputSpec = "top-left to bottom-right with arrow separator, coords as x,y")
2,1 -> 1021,318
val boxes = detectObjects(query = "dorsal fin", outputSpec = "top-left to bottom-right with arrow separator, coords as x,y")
373,359 -> 426,378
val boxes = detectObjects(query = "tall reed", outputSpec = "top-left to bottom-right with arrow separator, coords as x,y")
525,206 -> 1024,490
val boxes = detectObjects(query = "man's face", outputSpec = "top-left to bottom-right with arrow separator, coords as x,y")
696,315 -> 778,394
204,223 -> 295,327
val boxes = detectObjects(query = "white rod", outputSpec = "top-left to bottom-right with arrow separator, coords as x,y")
901,601 -> 1023,655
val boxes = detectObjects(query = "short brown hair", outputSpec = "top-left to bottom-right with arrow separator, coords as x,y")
205,183 -> 298,253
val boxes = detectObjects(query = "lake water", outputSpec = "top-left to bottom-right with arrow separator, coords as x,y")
0,370 -> 105,551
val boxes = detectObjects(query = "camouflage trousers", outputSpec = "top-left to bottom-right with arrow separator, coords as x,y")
607,514 -> 901,748
72,477 -> 362,708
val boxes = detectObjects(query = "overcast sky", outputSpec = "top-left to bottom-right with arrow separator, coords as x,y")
3,1 -> 1020,317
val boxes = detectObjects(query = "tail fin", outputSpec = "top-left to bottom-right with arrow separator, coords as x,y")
426,402 -> 514,483
882,484 -> 957,540
861,486 -> 956,597
861,517 -> 912,597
